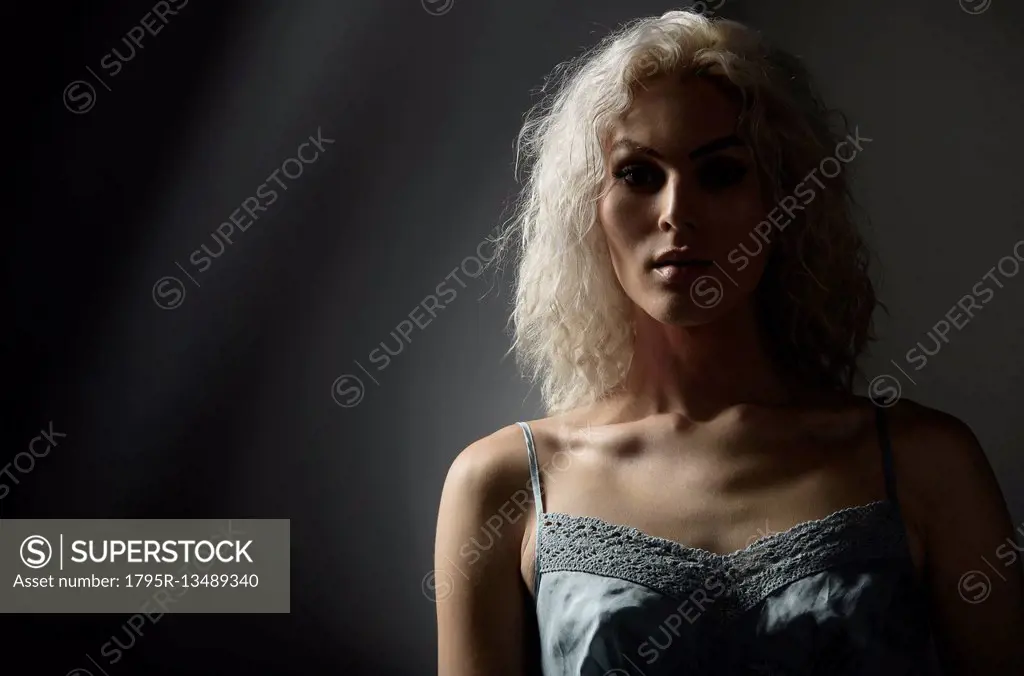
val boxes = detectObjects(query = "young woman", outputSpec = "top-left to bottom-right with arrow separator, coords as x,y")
434,9 -> 1023,675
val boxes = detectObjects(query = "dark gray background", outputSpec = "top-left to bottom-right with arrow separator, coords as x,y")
10,0 -> 1022,673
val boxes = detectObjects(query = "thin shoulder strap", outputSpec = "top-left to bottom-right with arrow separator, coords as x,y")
516,421 -> 544,597
874,404 -> 901,513
517,421 -> 545,515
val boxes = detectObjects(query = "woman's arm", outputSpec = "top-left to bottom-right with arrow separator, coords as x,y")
434,426 -> 533,676
905,405 -> 1024,673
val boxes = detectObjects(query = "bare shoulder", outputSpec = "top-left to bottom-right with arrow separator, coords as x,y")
884,397 -> 994,496
437,410 -> 599,537
441,423 -> 535,524
434,423 -> 540,675
883,396 -> 1016,557
881,403 -> 1023,671
885,396 -> 977,439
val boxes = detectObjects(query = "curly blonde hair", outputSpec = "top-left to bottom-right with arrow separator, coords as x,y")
492,9 -> 882,415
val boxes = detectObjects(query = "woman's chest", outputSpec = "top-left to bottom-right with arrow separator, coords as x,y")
520,413 -> 928,594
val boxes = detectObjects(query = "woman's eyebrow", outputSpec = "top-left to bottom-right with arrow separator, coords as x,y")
609,133 -> 745,160
687,134 -> 744,159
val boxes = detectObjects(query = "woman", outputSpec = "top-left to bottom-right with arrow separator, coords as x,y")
434,9 -> 1023,675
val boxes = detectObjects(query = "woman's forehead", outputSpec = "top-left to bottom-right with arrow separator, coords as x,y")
606,77 -> 744,156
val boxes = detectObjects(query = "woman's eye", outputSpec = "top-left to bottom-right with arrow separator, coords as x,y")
613,163 -> 662,188
697,159 -> 749,190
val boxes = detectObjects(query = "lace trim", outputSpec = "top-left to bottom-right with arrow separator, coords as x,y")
538,500 -> 909,619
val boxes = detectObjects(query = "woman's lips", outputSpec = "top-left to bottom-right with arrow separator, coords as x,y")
652,261 -> 713,282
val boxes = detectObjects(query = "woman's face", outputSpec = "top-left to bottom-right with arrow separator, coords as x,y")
598,74 -> 769,326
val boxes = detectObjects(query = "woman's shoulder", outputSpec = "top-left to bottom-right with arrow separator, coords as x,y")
443,423 -> 533,508
878,396 -> 997,516
881,395 -> 979,456
441,408 -> 600,507
804,392 -> 973,447
877,400 -> 1024,671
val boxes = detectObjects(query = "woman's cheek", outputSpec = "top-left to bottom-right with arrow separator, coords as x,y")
598,193 -> 652,289
602,190 -> 645,232
706,193 -> 765,254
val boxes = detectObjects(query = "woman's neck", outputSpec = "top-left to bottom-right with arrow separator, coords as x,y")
614,299 -> 833,422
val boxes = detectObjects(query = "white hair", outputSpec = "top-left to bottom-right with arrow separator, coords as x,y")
491,9 -> 877,415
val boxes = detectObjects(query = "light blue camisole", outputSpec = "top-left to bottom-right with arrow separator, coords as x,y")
516,404 -> 943,675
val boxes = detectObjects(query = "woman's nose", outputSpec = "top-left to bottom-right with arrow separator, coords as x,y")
657,179 -> 699,232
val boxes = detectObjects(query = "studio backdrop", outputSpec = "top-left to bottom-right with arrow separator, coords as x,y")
10,0 -> 1023,673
